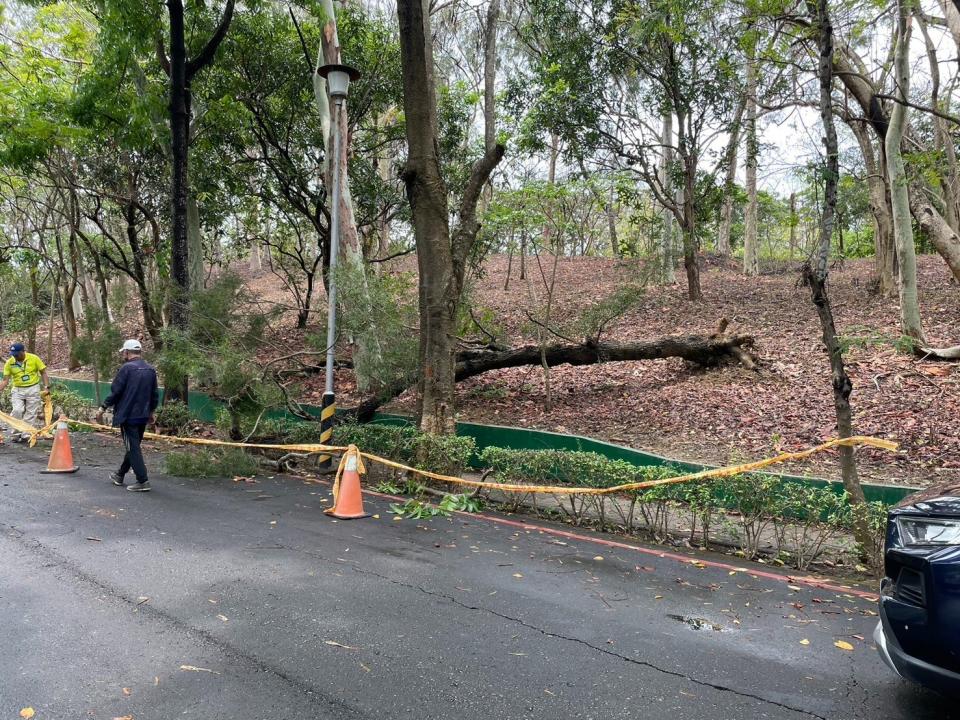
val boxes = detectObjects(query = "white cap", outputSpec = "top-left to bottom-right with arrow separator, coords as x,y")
120,339 -> 142,352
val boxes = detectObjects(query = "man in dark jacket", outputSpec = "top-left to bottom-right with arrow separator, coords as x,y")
96,339 -> 159,492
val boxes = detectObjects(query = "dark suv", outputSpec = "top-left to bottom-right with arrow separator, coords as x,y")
875,480 -> 960,696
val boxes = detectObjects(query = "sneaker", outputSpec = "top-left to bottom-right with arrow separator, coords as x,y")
127,481 -> 151,492
109,473 -> 124,486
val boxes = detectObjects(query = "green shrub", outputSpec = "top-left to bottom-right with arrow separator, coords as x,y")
715,473 -> 783,559
773,484 -> 850,569
154,401 -> 193,435
164,448 -> 259,478
50,384 -> 95,422
844,500 -> 889,572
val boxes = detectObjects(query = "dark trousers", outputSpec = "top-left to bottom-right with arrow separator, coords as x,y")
118,423 -> 148,483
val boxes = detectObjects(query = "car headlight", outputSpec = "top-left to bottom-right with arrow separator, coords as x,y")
897,516 -> 960,546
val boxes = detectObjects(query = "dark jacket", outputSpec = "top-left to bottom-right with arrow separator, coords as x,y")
102,358 -> 159,426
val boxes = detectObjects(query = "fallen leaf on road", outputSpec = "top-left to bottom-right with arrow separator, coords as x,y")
834,641 -> 854,651
216,614 -> 229,622
154,677 -> 159,686
654,595 -> 664,600
122,687 -> 131,696
372,514 -> 380,519
593,556 -> 604,561
208,599 -> 218,604
324,640 -> 358,650
359,663 -> 371,672
788,585 -> 802,591
232,476 -> 257,483
544,689 -> 555,696
512,573 -> 523,578
690,560 -> 706,569
800,639 -> 810,646
852,634 -> 865,641
179,665 -> 219,674
20,709 -> 35,719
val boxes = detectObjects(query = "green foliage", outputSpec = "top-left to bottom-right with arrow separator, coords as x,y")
334,421 -> 476,477
385,493 -> 484,519
331,267 -> 419,396
153,401 -> 193,435
50,384 -> 95,421
389,498 -> 450,519
157,274 -> 282,437
71,308 -> 121,385
839,326 -> 920,355
164,448 -> 259,479
438,493 -> 486,513
563,280 -> 649,342
479,445 -> 887,570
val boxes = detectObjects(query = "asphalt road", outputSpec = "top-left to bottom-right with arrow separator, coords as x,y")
0,435 -> 955,720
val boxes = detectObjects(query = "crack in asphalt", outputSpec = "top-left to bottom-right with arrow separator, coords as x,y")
344,563 -> 829,720
1,523 -> 372,720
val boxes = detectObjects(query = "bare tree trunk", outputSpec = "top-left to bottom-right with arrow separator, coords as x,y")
742,48 -> 760,276
717,100 -> 745,258
886,3 -> 925,343
187,195 -> 203,292
918,14 -> 960,232
788,192 -> 797,259
660,112 -> 676,283
484,0 -> 499,153
848,119 -> 896,296
164,0 -> 235,402
397,0 -> 503,434
807,0 -> 871,561
28,267 -> 40,353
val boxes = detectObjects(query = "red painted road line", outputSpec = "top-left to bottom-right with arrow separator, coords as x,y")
327,481 -> 880,602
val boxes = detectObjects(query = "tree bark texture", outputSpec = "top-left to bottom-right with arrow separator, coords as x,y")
354,330 -> 757,422
885,3 -> 925,343
833,43 -> 960,283
717,99 -> 745,259
808,0 -> 869,552
742,50 -> 760,277
164,0 -> 235,401
847,119 -> 896,296
397,0 -> 504,434
660,112 -> 676,283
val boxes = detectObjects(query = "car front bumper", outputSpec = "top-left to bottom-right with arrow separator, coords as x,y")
875,615 -> 960,697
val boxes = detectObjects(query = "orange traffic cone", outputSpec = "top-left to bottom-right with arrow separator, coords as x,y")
324,446 -> 368,519
41,418 -> 79,474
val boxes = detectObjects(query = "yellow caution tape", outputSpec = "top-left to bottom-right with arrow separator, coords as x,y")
8,412 -> 898,497
42,391 -> 53,426
0,409 -> 53,447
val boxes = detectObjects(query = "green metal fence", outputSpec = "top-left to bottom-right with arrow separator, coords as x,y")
51,376 -> 919,505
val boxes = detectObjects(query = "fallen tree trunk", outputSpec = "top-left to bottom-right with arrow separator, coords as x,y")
353,330 -> 756,422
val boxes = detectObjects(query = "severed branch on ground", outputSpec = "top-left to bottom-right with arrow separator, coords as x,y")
352,326 -> 758,421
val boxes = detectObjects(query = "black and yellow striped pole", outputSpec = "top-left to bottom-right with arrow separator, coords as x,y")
318,391 -> 335,471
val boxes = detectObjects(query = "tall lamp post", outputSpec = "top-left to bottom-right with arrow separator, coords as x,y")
317,63 -> 361,470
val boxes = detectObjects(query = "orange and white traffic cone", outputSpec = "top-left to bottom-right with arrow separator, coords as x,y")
324,445 -> 369,519
41,417 -> 79,474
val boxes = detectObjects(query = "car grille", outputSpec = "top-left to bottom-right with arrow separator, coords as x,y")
895,567 -> 926,607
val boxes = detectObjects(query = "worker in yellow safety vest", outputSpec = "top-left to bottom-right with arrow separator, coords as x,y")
0,342 -> 51,442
